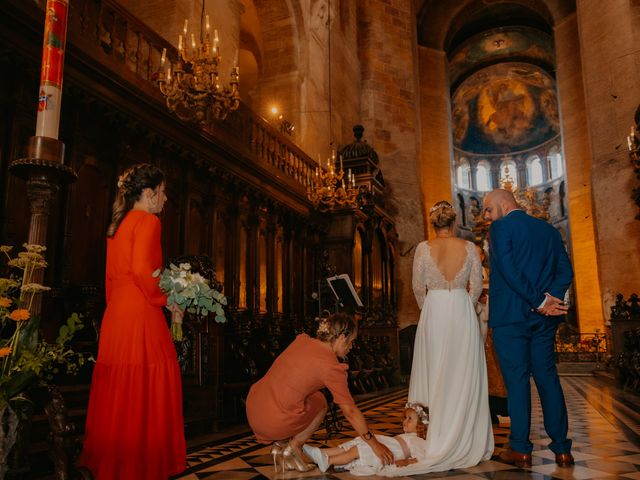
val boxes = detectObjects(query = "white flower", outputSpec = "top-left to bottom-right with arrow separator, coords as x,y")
173,277 -> 189,288
179,263 -> 191,271
191,273 -> 206,284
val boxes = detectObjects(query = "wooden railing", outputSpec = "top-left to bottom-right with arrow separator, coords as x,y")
58,0 -> 316,192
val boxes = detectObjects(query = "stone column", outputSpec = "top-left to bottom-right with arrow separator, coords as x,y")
554,12 -> 603,332
357,0 -> 424,329
516,161 -> 527,189
470,161 -> 478,191
540,152 -> 551,182
572,0 -> 640,317
490,163 -> 501,190
417,46 -> 452,238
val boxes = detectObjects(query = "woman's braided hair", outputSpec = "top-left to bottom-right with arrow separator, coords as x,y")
429,200 -> 456,229
316,313 -> 357,343
106,163 -> 164,237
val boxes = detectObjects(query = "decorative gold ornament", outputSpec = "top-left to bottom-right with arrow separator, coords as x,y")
157,6 -> 239,122
307,153 -> 358,211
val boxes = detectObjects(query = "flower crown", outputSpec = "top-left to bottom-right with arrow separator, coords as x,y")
429,201 -> 452,214
317,317 -> 331,335
405,402 -> 429,425
117,175 -> 125,189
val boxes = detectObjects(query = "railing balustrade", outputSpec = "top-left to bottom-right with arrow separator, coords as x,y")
58,0 -> 316,192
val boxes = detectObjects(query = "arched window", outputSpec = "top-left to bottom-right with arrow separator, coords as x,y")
500,159 -> 517,188
456,158 -> 471,189
547,146 -> 563,179
476,161 -> 492,191
527,155 -> 543,186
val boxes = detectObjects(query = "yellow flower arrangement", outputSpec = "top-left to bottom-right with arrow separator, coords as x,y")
0,243 -> 88,411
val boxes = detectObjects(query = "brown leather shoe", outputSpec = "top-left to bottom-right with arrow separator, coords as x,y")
494,447 -> 532,468
555,452 -> 575,467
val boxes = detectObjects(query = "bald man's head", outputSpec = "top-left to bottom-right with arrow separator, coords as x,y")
483,189 -> 519,222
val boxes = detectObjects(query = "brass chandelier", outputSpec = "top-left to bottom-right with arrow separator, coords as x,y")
157,2 -> 239,122
307,154 -> 358,211
500,160 -> 549,221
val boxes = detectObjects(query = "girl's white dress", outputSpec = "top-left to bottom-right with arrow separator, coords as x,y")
339,432 -> 427,476
387,240 -> 493,476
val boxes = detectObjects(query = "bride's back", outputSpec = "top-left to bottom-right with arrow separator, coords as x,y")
427,237 -> 470,282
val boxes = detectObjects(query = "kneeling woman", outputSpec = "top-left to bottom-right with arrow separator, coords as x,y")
246,313 -> 393,472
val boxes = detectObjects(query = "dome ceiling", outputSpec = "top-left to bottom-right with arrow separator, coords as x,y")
451,62 -> 559,154
448,26 -> 554,90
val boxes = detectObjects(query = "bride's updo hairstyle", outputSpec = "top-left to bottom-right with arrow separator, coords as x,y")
107,163 -> 165,237
429,200 -> 456,230
316,313 -> 357,343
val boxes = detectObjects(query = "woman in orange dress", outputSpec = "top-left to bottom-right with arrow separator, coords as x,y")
79,164 -> 186,479
246,313 -> 393,472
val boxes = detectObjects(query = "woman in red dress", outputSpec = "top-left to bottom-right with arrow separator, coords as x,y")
79,164 -> 186,479
246,313 -> 393,472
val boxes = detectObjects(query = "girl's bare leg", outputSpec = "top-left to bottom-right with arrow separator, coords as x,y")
319,446 -> 347,456
328,446 -> 359,467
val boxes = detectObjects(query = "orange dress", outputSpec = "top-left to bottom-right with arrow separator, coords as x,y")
246,334 -> 355,442
79,210 -> 186,479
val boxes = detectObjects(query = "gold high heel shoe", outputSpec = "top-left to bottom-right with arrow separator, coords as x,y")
270,441 -> 287,472
282,444 -> 314,472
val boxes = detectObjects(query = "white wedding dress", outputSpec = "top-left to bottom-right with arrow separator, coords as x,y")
382,240 -> 494,476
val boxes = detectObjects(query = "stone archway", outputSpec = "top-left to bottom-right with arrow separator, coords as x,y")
416,0 -> 604,333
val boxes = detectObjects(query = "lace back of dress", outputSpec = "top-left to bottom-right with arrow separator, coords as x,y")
424,242 -> 474,290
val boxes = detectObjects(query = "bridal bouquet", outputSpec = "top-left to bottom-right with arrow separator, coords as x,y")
153,262 -> 227,341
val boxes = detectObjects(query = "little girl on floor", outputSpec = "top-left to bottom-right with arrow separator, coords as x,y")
303,402 -> 428,476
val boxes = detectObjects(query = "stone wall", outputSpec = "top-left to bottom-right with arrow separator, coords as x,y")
356,0 -> 425,328
554,13 -> 603,333
576,0 -> 640,300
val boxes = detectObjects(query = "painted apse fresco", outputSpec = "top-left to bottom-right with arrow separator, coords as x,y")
452,62 -> 560,155
448,29 -> 571,320
448,27 -> 555,88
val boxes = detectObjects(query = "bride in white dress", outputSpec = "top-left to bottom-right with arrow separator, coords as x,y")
383,201 -> 493,476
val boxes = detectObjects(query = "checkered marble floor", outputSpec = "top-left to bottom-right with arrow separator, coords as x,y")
174,376 -> 640,479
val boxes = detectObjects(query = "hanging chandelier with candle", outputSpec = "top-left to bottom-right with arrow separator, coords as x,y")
499,159 -> 549,221
307,153 -> 358,211
157,2 -> 239,122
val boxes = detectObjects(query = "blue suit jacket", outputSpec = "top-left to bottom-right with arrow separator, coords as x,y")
488,210 -> 574,328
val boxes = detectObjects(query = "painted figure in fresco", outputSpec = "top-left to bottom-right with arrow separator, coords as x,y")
485,81 -> 530,142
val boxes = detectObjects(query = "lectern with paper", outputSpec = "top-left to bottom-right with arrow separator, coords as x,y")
326,274 -> 363,310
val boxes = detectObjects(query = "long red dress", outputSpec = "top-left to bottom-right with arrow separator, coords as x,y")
79,210 -> 186,479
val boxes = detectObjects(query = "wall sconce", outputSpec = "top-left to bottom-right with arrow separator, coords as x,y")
627,105 -> 640,220
279,120 -> 295,136
268,105 -> 294,136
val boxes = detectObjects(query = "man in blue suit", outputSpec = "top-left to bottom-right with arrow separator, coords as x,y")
483,189 -> 574,468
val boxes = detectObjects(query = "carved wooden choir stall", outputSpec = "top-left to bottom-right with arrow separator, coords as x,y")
0,0 -> 401,476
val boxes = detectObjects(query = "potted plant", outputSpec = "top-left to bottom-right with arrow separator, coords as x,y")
0,244 -> 88,477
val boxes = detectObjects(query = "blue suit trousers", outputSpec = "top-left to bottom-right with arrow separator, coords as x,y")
492,319 -> 571,455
